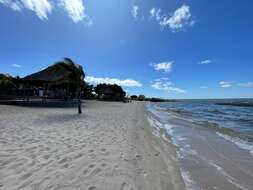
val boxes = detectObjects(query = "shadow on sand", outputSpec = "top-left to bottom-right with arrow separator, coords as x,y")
35,112 -> 86,124
0,99 -> 84,108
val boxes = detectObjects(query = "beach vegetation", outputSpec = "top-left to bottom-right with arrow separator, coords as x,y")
94,83 -> 126,101
138,95 -> 146,101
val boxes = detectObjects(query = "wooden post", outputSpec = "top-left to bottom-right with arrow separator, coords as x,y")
78,96 -> 82,114
77,85 -> 82,114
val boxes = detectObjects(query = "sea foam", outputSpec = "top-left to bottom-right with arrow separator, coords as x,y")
216,132 -> 253,157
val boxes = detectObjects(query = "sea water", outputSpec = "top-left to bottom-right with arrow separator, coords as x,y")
147,99 -> 253,190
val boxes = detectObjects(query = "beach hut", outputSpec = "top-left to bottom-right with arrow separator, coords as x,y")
22,58 -> 85,114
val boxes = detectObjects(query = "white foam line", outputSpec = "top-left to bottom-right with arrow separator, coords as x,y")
209,161 -> 248,190
147,106 -> 203,190
180,169 -> 200,190
216,132 -> 253,157
164,124 -> 174,136
147,117 -> 161,138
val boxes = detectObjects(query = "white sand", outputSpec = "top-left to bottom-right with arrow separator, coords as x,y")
0,101 -> 185,190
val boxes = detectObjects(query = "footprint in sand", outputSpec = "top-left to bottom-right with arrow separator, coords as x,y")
43,155 -> 50,160
120,182 -> 135,190
59,158 -> 68,164
83,169 -> 89,175
88,186 -> 96,190
101,149 -> 109,156
89,164 -> 96,168
90,167 -> 102,176
89,153 -> 96,159
63,163 -> 69,168
74,153 -> 83,159
20,172 -> 32,180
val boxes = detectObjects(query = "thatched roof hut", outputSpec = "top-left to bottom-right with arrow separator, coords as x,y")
23,58 -> 84,83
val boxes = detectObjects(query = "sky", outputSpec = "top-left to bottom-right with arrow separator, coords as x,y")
0,0 -> 253,99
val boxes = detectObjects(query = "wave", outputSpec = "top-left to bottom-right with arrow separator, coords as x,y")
196,120 -> 234,133
216,132 -> 253,157
206,109 -> 226,114
208,161 -> 249,190
180,170 -> 200,190
147,110 -> 201,190
165,108 -> 193,116
147,103 -> 253,189
216,102 -> 253,108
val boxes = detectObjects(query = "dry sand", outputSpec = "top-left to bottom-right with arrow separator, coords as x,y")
0,101 -> 185,190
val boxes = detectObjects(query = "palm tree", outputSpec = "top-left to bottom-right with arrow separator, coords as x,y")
61,57 -> 85,114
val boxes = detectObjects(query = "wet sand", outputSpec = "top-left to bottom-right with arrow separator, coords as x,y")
148,104 -> 253,190
0,101 -> 185,190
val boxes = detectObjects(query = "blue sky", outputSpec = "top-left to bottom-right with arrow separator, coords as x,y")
0,0 -> 253,99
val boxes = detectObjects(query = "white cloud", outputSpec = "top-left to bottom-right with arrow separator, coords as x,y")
151,78 -> 185,93
11,64 -> 21,68
199,59 -> 211,65
0,0 -> 53,19
0,0 -> 91,23
22,0 -> 53,19
85,76 -> 142,87
219,81 -> 253,88
150,8 -> 155,17
238,82 -> 253,88
219,81 -> 233,88
0,0 -> 21,11
150,8 -> 161,21
60,0 -> 86,23
152,61 -> 173,73
160,4 -> 194,31
131,5 -> 138,18
10,2 -> 22,11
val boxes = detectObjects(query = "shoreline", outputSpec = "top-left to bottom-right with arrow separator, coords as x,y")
147,102 -> 253,190
0,100 -> 185,190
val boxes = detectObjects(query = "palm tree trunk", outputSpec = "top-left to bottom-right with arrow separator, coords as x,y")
77,87 -> 82,114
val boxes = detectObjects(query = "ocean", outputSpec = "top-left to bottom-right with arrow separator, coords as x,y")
147,99 -> 253,190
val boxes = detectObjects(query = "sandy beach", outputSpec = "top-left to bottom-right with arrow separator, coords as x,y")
0,101 -> 185,190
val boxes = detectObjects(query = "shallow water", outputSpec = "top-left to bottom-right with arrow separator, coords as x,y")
156,99 -> 253,140
147,99 -> 253,190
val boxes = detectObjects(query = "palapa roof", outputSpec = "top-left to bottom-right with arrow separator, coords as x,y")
23,58 -> 84,83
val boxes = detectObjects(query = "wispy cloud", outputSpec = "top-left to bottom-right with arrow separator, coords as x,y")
0,0 -> 23,11
11,64 -> 21,68
131,5 -> 138,19
23,0 -> 53,19
0,0 -> 53,20
200,86 -> 208,89
10,2 -> 22,11
60,0 -> 87,23
151,61 -> 173,73
219,81 -> 253,88
238,82 -> 253,88
219,81 -> 233,88
0,0 -> 90,23
199,59 -> 211,65
0,0 -> 52,19
151,78 -> 185,93
85,76 -> 142,87
150,8 -> 161,21
149,5 -> 195,31
160,5 -> 195,31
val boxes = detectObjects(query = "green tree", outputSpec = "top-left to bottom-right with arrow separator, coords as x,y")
57,57 -> 85,114
138,95 -> 145,101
